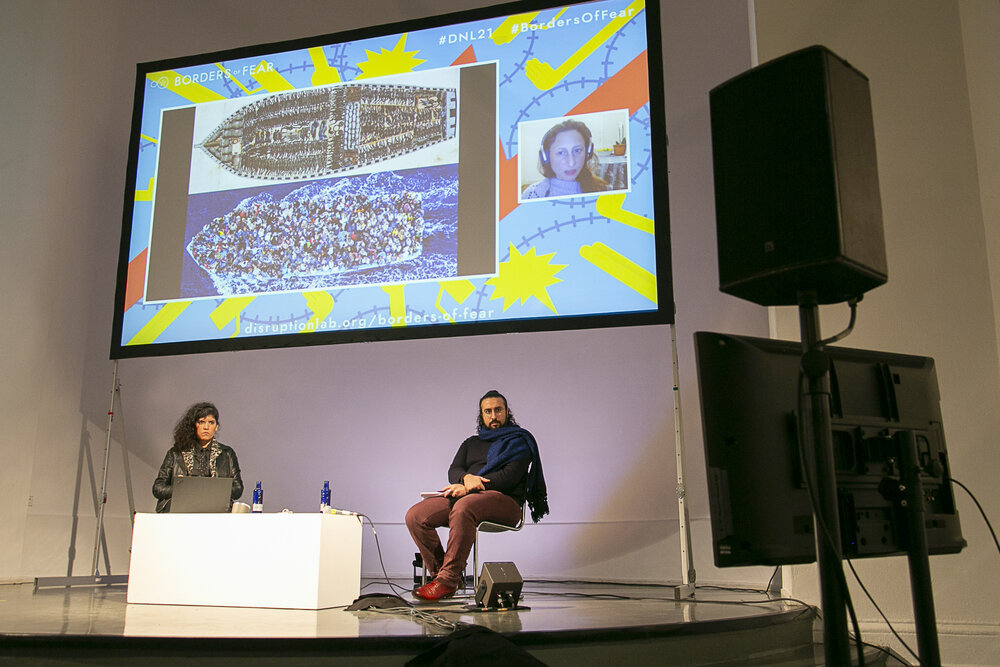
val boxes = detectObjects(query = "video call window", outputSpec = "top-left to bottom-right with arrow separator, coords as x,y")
518,110 -> 631,202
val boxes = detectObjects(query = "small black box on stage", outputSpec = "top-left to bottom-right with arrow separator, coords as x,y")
710,45 -> 887,306
475,562 -> 523,608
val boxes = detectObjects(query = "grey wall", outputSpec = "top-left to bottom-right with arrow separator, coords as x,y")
0,0 -> 764,585
755,1 -> 1000,663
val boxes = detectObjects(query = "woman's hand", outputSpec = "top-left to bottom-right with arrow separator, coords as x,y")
441,483 -> 467,498
462,474 -> 490,493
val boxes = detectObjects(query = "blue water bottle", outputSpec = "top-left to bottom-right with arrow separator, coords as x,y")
252,481 -> 263,513
320,481 -> 331,512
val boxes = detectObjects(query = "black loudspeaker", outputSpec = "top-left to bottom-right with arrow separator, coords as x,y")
474,562 -> 523,608
709,45 -> 887,306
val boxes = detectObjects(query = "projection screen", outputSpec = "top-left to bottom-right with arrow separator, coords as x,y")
110,0 -> 672,358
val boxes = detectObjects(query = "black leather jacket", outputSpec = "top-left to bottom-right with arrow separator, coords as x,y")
152,441 -> 243,513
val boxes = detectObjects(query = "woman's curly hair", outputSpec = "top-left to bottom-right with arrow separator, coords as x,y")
172,402 -> 220,452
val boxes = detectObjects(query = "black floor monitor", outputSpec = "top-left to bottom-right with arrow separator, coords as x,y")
693,331 -> 966,568
475,562 -> 523,609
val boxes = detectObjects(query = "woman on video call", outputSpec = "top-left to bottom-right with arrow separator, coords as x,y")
522,119 -> 608,200
152,402 -> 243,513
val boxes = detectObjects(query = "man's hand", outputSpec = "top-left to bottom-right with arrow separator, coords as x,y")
462,474 -> 490,493
441,483 -> 467,498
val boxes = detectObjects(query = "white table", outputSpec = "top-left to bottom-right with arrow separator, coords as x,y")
127,512 -> 362,609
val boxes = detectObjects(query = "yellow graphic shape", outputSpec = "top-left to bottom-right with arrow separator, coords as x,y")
309,47 -> 342,86
146,71 -> 226,103
356,34 -> 426,79
524,0 -> 645,90
435,279 -> 476,322
595,193 -> 654,235
251,61 -> 294,92
486,245 -> 567,313
126,301 -> 191,346
140,133 -> 158,144
209,63 -> 257,97
301,291 -> 335,333
579,242 -> 656,304
135,177 -> 155,202
381,285 -> 407,327
494,12 -> 541,45
210,297 -> 256,338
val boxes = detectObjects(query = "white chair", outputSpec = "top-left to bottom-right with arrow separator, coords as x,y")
472,502 -> 526,590
416,503 -> 527,591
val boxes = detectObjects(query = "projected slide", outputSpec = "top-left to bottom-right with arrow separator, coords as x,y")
112,0 -> 670,357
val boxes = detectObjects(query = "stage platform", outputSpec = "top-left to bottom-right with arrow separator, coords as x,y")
1,578 -> 907,665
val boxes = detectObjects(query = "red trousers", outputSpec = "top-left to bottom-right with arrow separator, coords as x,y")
405,490 -> 522,587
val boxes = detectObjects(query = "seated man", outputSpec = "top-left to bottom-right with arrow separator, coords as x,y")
405,390 -> 548,601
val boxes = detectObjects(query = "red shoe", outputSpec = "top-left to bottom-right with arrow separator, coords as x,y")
414,579 -> 458,601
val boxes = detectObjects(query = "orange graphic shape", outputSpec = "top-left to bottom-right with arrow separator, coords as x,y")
452,45 -> 477,66
125,249 -> 147,311
568,50 -> 649,117
498,141 -> 520,221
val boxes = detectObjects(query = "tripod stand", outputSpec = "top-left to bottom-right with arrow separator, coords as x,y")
797,293 -> 851,665
35,361 -> 134,589
798,293 -> 943,667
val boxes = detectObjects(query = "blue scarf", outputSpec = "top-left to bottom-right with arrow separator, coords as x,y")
477,425 -> 549,522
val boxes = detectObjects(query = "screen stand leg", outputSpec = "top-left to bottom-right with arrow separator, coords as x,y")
34,360 -> 133,590
669,323 -> 697,599
797,291 -> 851,666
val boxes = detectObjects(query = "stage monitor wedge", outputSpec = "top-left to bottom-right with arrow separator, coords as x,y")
475,561 -> 524,609
709,45 -> 887,306
110,0 -> 673,358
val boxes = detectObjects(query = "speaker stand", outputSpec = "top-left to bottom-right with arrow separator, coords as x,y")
895,430 -> 942,667
797,292 -> 851,666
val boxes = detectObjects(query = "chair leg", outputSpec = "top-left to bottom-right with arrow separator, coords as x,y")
414,552 -> 427,587
473,531 -> 480,590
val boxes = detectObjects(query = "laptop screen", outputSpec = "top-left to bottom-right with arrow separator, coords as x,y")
170,476 -> 233,513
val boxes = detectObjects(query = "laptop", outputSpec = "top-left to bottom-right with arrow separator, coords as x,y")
170,476 -> 234,513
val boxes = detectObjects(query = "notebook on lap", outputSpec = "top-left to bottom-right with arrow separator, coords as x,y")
170,476 -> 233,513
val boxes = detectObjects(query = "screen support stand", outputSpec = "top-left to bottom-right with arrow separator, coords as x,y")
35,361 -> 132,589
669,323 -> 696,600
797,292 -> 850,666
896,430 -> 942,667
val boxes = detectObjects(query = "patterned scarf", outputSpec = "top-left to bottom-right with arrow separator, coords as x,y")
477,425 -> 549,522
181,439 -> 222,477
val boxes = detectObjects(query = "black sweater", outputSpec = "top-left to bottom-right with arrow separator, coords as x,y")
447,436 -> 529,504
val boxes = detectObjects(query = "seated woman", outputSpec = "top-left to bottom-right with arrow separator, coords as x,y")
152,402 -> 244,513
522,119 -> 608,200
